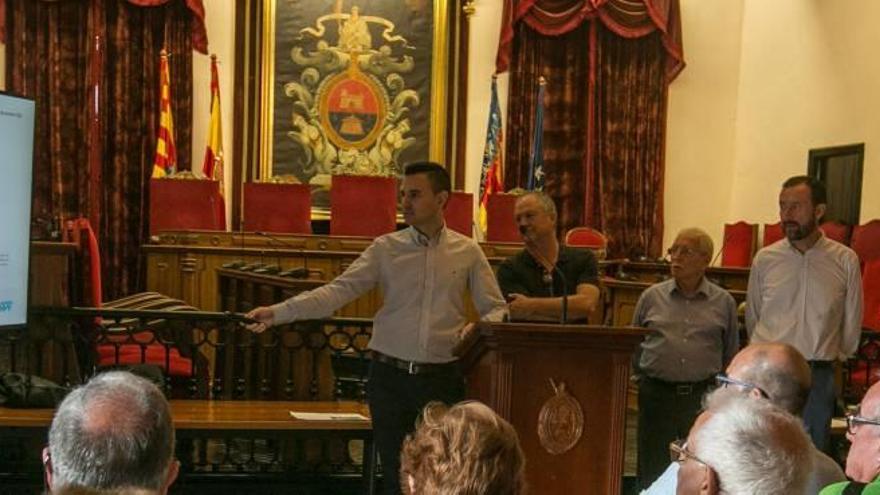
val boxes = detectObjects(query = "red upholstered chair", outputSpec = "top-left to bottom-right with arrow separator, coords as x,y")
821,221 -> 852,246
863,259 -> 880,333
720,222 -> 758,267
486,193 -> 521,243
243,182 -> 312,234
444,192 -> 473,237
330,175 -> 398,237
150,178 -> 225,236
852,220 -> 880,268
565,227 -> 608,260
763,222 -> 784,247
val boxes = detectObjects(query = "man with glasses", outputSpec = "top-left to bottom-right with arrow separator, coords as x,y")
821,381 -> 880,494
632,228 -> 739,489
643,342 -> 845,494
675,390 -> 813,495
746,175 -> 863,451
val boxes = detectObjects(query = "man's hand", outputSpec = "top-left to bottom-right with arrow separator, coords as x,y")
506,293 -> 534,319
245,307 -> 275,334
458,322 -> 476,341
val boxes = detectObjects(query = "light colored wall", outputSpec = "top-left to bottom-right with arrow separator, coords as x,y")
664,0 -> 745,252
192,0 -> 236,226
664,0 -> 880,254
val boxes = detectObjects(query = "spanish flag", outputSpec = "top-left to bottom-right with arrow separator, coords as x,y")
152,50 -> 177,178
201,54 -> 223,182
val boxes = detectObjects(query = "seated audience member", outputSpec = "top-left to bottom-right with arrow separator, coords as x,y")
400,401 -> 525,495
496,191 -> 600,322
633,228 -> 739,488
644,342 -> 845,494
45,371 -> 178,495
676,390 -> 813,495
820,381 -> 880,494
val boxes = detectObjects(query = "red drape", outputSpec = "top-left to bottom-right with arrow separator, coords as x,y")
0,0 -> 207,53
499,0 -> 681,258
497,0 -> 684,81
6,0 -> 196,300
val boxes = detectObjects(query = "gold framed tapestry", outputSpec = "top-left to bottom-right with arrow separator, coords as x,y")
259,0 -> 452,212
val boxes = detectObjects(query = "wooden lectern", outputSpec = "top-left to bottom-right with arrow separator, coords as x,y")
456,323 -> 647,494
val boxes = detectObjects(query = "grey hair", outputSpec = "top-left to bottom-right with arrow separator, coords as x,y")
695,390 -> 813,495
516,191 -> 557,222
48,371 -> 175,491
676,228 -> 714,259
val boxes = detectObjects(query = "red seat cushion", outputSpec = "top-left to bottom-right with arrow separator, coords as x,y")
486,193 -> 521,243
243,182 -> 312,234
721,222 -> 757,267
97,343 -> 193,377
330,175 -> 398,237
444,192 -> 473,237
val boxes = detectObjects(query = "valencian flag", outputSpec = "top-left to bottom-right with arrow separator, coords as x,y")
526,77 -> 546,191
201,54 -> 223,182
152,50 -> 177,178
478,75 -> 504,235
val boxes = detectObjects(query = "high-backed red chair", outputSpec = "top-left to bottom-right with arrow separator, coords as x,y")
821,221 -> 852,246
762,222 -> 784,247
565,227 -> 608,260
150,178 -> 225,235
852,220 -> 880,268
720,221 -> 757,267
444,192 -> 473,237
863,259 -> 880,333
486,193 -> 521,243
330,175 -> 398,237
243,182 -> 312,234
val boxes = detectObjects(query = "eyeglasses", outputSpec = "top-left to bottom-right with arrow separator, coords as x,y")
669,438 -> 707,465
666,245 -> 698,258
846,412 -> 880,435
715,373 -> 770,400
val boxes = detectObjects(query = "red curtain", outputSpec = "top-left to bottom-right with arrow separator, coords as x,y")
5,0 -> 201,300
498,0 -> 682,258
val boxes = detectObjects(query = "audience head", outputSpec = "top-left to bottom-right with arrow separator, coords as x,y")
722,342 -> 811,416
845,381 -> 880,482
779,175 -> 826,241
668,228 -> 713,280
514,191 -> 557,242
402,162 -> 451,229
676,390 -> 813,495
400,401 -> 526,495
46,371 -> 178,494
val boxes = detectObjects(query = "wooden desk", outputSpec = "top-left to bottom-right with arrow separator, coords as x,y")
0,400 -> 376,494
601,260 -> 750,291
145,230 -> 526,312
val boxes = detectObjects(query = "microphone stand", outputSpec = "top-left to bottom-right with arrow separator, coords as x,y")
255,231 -> 310,278
521,229 -> 569,325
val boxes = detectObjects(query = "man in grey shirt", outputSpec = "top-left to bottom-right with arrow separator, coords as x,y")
746,175 -> 862,451
632,227 -> 739,489
246,162 -> 507,495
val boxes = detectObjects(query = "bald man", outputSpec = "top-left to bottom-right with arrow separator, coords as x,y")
821,381 -> 880,494
644,343 -> 845,494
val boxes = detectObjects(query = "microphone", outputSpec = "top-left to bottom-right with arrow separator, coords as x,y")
222,221 -> 247,269
520,225 -> 569,325
254,231 -> 310,278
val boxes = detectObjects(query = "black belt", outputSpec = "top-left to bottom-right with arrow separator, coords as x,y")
642,375 -> 715,396
371,351 -> 460,375
808,360 -> 834,369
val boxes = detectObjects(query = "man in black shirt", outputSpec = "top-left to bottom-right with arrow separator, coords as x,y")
496,192 -> 600,322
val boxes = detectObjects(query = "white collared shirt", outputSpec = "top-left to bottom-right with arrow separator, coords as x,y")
270,226 -> 507,362
746,236 -> 863,360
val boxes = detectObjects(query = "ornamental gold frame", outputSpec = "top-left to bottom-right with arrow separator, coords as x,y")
257,0 -> 452,181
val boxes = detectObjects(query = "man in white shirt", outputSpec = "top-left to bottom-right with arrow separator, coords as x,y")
246,162 -> 507,495
746,175 -> 862,451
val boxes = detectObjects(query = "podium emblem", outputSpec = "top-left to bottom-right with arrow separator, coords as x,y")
537,380 -> 584,455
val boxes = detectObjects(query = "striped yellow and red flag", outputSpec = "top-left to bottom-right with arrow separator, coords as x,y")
152,50 -> 177,178
201,54 -> 223,182
478,75 -> 504,235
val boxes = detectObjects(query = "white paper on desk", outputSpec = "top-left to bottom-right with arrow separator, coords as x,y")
289,411 -> 369,421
